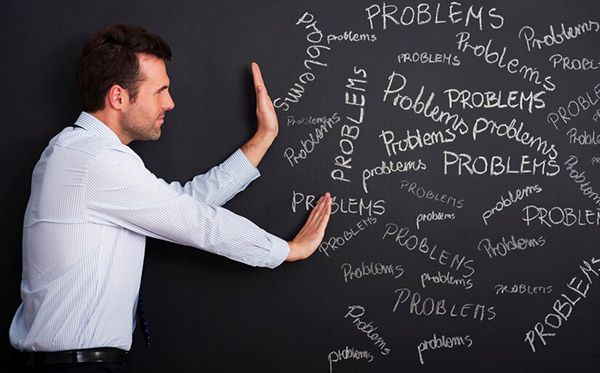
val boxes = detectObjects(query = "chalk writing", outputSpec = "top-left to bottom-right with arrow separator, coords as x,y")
286,113 -> 340,127
564,155 -> 600,206
341,262 -> 403,282
331,66 -> 368,183
345,305 -> 391,355
478,236 -> 546,258
519,21 -> 600,52
379,128 -> 457,155
417,333 -> 473,365
383,224 -> 475,278
421,271 -> 473,290
456,31 -> 556,92
319,217 -> 378,257
546,82 -> 600,130
293,191 -> 385,216
495,284 -> 552,295
567,128 -> 600,145
549,54 -> 600,71
399,179 -> 465,208
525,257 -> 600,352
382,72 -> 469,135
445,89 -> 545,113
327,31 -> 377,44
284,114 -> 339,167
274,12 -> 330,111
397,51 -> 461,66
365,3 -> 503,30
362,159 -> 427,193
522,206 -> 600,227
393,288 -> 496,320
327,346 -> 374,373
416,211 -> 455,230
482,185 -> 543,225
472,117 -> 558,159
444,152 -> 560,176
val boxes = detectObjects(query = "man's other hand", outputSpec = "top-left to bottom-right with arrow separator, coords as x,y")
241,62 -> 278,167
252,62 -> 278,138
287,193 -> 332,262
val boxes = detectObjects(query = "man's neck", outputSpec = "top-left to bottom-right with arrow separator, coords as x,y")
88,110 -> 131,144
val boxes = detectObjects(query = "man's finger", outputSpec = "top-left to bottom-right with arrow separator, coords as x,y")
314,197 -> 331,231
316,199 -> 332,235
301,196 -> 322,231
306,195 -> 325,227
308,194 -> 329,229
312,194 -> 330,222
251,62 -> 268,95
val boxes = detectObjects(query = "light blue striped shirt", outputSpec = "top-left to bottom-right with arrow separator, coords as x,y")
10,111 -> 290,351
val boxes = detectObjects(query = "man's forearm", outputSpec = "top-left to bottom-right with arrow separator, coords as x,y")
241,130 -> 276,168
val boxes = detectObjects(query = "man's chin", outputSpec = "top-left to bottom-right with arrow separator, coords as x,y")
150,130 -> 161,140
137,129 -> 161,142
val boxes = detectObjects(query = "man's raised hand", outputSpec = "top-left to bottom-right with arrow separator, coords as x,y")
251,62 -> 278,138
241,62 -> 279,167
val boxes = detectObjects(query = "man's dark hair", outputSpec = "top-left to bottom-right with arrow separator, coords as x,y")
76,24 -> 172,112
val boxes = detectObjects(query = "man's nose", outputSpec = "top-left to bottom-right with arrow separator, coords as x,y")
164,92 -> 175,111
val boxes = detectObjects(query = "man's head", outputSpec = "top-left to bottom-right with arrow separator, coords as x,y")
76,24 -> 175,143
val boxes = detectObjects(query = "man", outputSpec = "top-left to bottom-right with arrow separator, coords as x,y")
10,24 -> 332,372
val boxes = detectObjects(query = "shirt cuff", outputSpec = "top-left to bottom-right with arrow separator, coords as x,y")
263,235 -> 290,269
223,149 -> 261,191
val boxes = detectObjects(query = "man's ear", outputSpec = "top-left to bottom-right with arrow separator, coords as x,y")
106,84 -> 129,110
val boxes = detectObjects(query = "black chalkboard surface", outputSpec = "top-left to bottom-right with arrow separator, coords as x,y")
3,0 -> 600,372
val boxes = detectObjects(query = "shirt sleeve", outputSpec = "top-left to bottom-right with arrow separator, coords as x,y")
163,149 -> 259,207
83,146 -> 289,268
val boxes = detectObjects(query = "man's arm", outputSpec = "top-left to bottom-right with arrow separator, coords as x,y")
164,149 -> 260,207
85,147 -> 289,268
85,146 -> 331,266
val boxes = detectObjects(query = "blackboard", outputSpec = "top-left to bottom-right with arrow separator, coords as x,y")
3,0 -> 600,372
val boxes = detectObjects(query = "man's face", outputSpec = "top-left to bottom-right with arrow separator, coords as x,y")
120,53 -> 175,142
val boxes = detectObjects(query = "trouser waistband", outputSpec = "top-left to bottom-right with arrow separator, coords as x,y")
19,347 -> 127,367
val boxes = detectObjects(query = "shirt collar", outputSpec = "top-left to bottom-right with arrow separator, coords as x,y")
74,111 -> 123,144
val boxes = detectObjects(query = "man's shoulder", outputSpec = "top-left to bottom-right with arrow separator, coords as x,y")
50,127 -> 139,162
